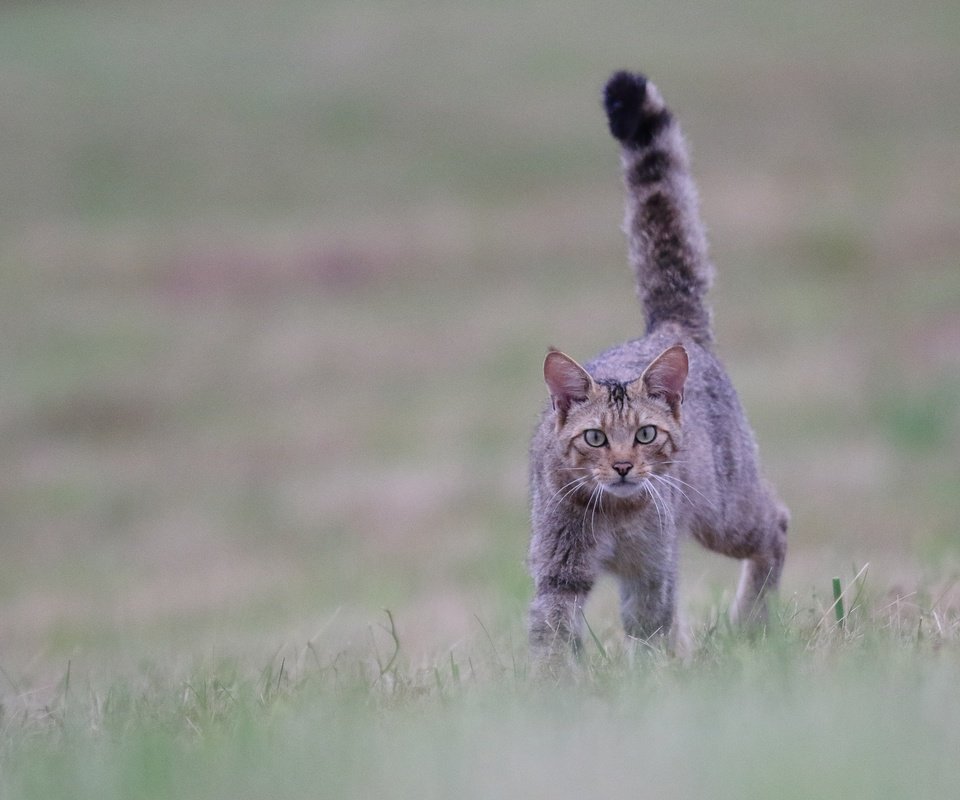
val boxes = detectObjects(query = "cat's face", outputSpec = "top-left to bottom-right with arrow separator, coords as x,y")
543,346 -> 687,503
558,393 -> 680,500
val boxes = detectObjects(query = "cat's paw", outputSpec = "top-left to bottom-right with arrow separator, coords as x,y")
603,70 -> 670,147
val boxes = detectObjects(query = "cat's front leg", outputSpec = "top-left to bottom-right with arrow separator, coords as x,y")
528,576 -> 594,673
527,520 -> 598,673
618,569 -> 678,644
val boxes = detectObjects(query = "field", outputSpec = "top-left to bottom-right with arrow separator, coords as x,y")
1,0 -> 959,797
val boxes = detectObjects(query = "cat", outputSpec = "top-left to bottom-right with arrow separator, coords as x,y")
527,70 -> 789,667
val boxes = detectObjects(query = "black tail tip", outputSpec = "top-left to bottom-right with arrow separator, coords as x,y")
603,71 -> 648,143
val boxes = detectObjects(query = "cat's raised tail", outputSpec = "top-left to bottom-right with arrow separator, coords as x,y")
604,71 -> 714,348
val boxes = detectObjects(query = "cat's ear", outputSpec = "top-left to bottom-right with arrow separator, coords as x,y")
638,345 -> 688,417
544,349 -> 594,423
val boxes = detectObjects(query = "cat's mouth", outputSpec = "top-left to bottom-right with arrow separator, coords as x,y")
601,478 -> 644,498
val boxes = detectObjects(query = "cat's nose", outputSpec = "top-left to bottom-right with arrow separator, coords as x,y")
613,461 -> 633,477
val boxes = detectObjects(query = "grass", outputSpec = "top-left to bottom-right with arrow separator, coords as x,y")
3,588 -> 960,800
1,0 -> 959,797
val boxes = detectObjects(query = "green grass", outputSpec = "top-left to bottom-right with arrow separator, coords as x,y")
3,591 -> 960,800
1,0 -> 959,796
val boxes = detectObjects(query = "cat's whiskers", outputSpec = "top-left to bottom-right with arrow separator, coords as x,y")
547,474 -> 593,511
643,477 -> 676,536
640,480 -> 663,534
549,480 -> 589,510
649,473 -> 695,508
587,482 -> 606,545
594,484 -> 607,536
655,462 -> 712,496
581,483 -> 598,544
550,472 -> 591,496
650,471 -> 716,511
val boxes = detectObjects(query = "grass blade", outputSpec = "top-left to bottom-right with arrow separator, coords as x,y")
833,577 -> 845,628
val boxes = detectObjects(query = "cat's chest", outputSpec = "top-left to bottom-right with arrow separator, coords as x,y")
593,509 -> 671,571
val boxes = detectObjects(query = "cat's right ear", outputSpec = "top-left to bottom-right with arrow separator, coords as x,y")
544,349 -> 594,425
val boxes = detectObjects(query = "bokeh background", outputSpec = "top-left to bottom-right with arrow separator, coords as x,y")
2,0 -> 958,688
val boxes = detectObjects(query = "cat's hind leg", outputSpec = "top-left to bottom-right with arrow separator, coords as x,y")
729,500 -> 789,626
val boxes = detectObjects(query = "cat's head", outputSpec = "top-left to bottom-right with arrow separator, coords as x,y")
542,345 -> 688,501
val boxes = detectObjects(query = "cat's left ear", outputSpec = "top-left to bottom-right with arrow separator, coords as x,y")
544,349 -> 595,424
637,345 -> 688,417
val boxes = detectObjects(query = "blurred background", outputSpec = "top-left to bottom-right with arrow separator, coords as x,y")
1,0 -> 958,686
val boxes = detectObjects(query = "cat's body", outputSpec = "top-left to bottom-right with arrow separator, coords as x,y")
527,71 -> 788,664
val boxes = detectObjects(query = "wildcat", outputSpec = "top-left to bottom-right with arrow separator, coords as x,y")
527,71 -> 788,665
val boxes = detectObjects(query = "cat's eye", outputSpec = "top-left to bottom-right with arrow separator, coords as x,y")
583,429 -> 607,447
635,425 -> 657,445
